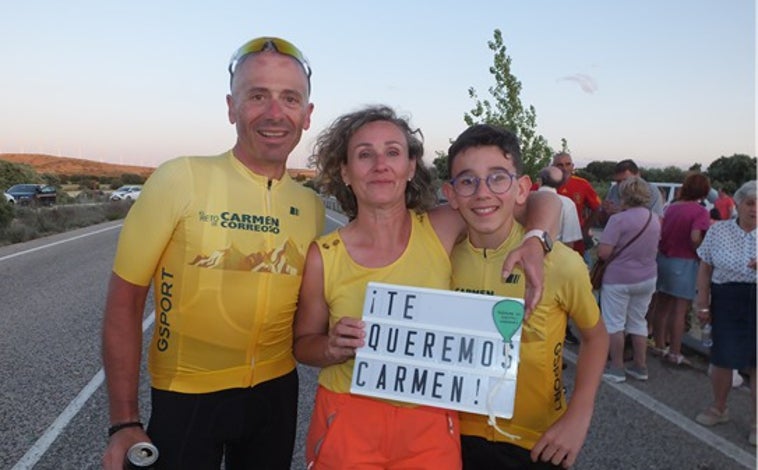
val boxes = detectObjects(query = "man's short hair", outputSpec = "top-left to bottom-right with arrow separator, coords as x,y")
552,152 -> 572,165
614,159 -> 639,175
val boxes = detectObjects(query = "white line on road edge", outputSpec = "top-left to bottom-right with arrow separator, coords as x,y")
10,211 -> 341,468
11,312 -> 156,470
564,349 -> 755,469
0,224 -> 122,263
325,212 -> 347,225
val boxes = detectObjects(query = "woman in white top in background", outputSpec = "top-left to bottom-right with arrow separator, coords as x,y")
693,180 -> 756,446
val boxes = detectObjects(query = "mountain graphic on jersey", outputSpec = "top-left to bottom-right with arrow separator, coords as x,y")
188,238 -> 305,274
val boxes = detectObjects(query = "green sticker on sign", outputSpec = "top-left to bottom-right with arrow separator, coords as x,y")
492,299 -> 525,342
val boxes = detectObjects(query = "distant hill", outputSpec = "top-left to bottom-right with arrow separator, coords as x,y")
0,153 -> 316,180
0,153 -> 155,178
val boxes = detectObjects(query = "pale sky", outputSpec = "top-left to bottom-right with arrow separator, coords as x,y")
0,0 -> 755,172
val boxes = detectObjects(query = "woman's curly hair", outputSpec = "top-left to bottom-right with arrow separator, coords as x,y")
309,105 -> 436,219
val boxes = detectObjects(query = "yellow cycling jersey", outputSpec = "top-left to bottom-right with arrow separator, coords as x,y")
113,151 -> 325,393
317,211 -> 451,394
451,224 -> 600,450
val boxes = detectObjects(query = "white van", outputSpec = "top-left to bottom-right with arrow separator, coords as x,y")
649,182 -> 681,207
649,181 -> 716,211
609,181 -> 715,211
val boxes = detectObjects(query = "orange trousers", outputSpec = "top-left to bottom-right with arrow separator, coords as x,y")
306,386 -> 461,469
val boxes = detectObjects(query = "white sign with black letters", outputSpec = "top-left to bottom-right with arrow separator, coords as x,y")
350,282 -> 524,418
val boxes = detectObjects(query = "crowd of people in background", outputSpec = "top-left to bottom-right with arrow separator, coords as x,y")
547,155 -> 756,448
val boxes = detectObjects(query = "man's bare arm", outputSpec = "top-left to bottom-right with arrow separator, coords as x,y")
101,273 -> 150,469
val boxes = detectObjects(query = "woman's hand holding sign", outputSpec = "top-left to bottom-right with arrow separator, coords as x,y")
326,317 -> 365,363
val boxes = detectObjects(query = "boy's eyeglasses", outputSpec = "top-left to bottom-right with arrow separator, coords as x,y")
450,170 -> 516,197
228,37 -> 312,79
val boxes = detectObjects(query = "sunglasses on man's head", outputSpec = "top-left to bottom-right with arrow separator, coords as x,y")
228,37 -> 312,79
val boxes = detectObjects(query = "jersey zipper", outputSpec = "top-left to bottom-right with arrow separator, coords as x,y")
248,178 -> 275,381
266,179 -> 273,214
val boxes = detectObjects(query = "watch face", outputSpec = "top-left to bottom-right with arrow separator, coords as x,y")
543,232 -> 553,251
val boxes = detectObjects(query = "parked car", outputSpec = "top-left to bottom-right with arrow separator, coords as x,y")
3,192 -> 14,204
110,185 -> 142,201
5,184 -> 57,206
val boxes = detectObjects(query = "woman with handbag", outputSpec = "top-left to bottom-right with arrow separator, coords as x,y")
596,176 -> 661,383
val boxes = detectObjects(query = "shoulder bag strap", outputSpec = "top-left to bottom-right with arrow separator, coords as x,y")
605,210 -> 653,264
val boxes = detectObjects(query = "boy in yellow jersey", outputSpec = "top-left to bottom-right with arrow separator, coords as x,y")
442,124 -> 609,469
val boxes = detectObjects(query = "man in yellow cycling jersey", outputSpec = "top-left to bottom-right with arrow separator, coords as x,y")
101,37 -> 324,470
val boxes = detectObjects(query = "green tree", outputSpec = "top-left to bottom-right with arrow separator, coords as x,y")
0,195 -> 13,231
560,138 -> 570,154
121,173 -> 145,184
41,173 -> 61,186
432,29 -> 553,180
0,160 -> 40,190
108,177 -> 124,190
581,160 -> 617,182
464,29 -> 553,177
432,150 -> 448,181
641,166 -> 685,183
707,154 -> 757,192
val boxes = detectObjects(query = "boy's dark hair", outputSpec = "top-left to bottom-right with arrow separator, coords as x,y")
447,124 -> 523,177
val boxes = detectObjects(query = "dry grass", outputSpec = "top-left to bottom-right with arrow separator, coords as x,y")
0,201 -> 133,246
0,153 -> 154,178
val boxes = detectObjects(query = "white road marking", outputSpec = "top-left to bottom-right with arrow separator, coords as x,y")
564,349 -> 755,469
0,224 -> 122,263
325,212 -> 347,225
11,312 -> 156,470
9,210 -> 345,468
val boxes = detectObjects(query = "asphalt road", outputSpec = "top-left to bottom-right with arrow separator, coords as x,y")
1,213 -> 754,469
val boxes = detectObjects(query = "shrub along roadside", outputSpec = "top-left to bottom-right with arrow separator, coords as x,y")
0,200 -> 133,246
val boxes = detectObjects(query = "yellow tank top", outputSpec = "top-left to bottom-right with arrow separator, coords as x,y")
451,224 -> 600,450
114,151 -> 324,393
317,211 -> 451,393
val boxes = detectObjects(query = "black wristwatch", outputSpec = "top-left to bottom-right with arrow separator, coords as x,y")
523,229 -> 553,253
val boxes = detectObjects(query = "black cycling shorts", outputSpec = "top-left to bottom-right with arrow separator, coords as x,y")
147,369 -> 298,470
462,435 -> 563,470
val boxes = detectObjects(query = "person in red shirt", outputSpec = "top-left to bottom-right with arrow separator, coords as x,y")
552,152 -> 602,345
552,152 -> 602,259
714,188 -> 736,220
